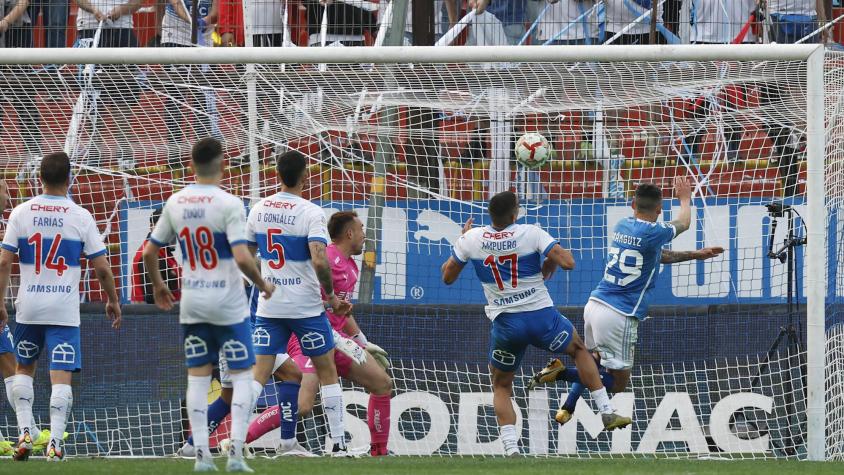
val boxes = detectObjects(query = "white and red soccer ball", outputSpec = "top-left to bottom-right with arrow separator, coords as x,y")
514,132 -> 551,169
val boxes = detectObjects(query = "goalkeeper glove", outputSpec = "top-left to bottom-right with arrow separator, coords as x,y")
333,330 -> 367,365
365,342 -> 390,369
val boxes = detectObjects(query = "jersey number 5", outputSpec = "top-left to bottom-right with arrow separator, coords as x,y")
178,226 -> 218,270
604,247 -> 643,286
27,232 -> 69,276
265,228 -> 285,270
483,253 -> 518,291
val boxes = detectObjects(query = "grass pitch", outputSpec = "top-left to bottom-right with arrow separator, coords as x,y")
2,457 -> 843,475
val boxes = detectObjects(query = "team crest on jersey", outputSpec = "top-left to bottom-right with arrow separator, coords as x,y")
51,343 -> 76,364
184,335 -> 209,359
252,328 -> 271,347
491,349 -> 516,366
300,332 -> 326,351
221,339 -> 250,362
16,340 -> 40,359
549,330 -> 570,352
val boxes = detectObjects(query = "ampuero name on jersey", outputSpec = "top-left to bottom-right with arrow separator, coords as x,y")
612,232 -> 643,247
492,286 -> 538,307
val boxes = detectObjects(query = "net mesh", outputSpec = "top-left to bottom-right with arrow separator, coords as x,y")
0,50 -> 839,458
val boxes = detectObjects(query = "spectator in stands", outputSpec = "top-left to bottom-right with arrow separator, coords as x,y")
76,0 -> 142,47
162,0 -> 217,46
28,0 -> 68,47
131,207 -> 181,304
217,0 -> 287,47
691,0 -> 757,44
604,0 -> 666,44
463,0 -> 527,45
305,0 -> 376,46
0,0 -> 31,47
534,0 -> 598,45
216,0 -> 242,46
767,0 -> 819,43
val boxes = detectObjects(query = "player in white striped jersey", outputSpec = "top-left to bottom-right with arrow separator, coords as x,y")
0,152 -> 121,462
143,138 -> 274,472
246,150 -> 353,456
440,191 -> 631,456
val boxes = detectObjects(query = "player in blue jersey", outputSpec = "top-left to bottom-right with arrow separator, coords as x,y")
440,191 -> 632,456
528,177 -> 724,425
144,138 -> 273,472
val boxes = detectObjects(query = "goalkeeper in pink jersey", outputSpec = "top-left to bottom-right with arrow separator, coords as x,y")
246,210 -> 393,456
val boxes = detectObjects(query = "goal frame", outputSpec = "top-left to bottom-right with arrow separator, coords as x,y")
0,44 -> 827,460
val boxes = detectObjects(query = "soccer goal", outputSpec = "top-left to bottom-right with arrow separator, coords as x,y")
0,44 -> 839,460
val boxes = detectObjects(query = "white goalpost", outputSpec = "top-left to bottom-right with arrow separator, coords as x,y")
0,44 -> 839,460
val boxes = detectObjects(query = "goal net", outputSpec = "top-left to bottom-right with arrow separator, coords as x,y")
0,45 -> 838,459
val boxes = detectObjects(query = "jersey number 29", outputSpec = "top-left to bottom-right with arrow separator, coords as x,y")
604,247 -> 643,286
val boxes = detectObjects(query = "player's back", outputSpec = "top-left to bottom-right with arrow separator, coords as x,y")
1,195 -> 107,326
590,217 -> 676,319
151,184 -> 248,325
454,223 -> 557,320
247,191 -> 327,319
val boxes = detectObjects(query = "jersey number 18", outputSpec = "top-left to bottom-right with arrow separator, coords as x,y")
178,226 -> 218,270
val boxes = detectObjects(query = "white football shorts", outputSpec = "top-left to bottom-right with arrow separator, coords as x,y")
583,299 -> 639,371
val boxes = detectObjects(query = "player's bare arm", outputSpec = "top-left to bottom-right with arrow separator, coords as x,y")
660,247 -> 725,264
0,249 -> 13,328
542,244 -> 575,280
142,240 -> 174,311
232,244 -> 274,299
669,176 -> 692,235
90,254 -> 122,330
310,241 -> 351,315
441,256 -> 464,285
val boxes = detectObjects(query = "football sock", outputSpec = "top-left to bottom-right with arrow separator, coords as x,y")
278,382 -> 300,444
12,374 -> 34,436
250,380 -> 265,410
187,396 -> 231,446
563,371 -> 615,411
500,424 -> 519,455
186,375 -> 212,454
321,383 -> 346,446
592,387 -> 614,415
49,384 -> 72,451
229,371 -> 257,457
368,393 -> 391,455
246,405 -> 279,443
4,376 -> 16,414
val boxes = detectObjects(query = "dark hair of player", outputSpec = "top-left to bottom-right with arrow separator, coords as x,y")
633,183 -> 663,213
276,150 -> 308,188
191,137 -> 224,177
40,151 -> 71,187
488,191 -> 519,228
328,211 -> 359,241
149,207 -> 164,229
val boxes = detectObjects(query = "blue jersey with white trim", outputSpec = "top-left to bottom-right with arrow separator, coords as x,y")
1,195 -> 106,326
246,192 -> 328,319
452,224 -> 557,321
590,217 -> 677,320
150,184 -> 249,325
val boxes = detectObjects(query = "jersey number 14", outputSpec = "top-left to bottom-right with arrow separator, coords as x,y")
27,232 -> 69,276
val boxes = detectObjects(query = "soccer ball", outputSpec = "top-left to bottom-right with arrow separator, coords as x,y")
515,132 -> 551,169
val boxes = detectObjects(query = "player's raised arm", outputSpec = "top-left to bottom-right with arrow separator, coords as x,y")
89,255 -> 122,330
669,176 -> 692,235
441,220 -> 473,285
661,247 -> 724,264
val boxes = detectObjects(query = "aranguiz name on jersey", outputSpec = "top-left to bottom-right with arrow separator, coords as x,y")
612,232 -> 643,247
481,230 -> 517,252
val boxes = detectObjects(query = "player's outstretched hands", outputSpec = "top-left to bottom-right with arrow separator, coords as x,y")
462,217 -> 474,235
259,281 -> 275,300
152,284 -> 175,311
674,176 -> 692,202
694,246 -> 724,260
329,296 -> 353,316
106,299 -> 122,330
